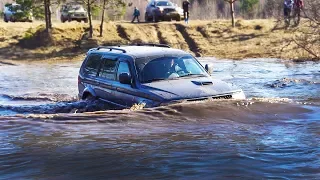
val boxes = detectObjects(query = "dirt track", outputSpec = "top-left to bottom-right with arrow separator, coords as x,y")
0,19 -> 315,61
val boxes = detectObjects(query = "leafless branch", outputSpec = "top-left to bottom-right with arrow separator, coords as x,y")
293,39 -> 319,58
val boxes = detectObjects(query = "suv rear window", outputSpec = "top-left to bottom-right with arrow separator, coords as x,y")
83,54 -> 102,77
98,59 -> 117,80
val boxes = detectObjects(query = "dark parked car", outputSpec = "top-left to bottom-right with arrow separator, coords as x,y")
78,44 -> 246,109
145,0 -> 183,22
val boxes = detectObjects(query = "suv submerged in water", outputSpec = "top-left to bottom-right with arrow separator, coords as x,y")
78,44 -> 246,109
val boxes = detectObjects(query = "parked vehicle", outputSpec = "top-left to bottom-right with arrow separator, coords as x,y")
145,0 -> 184,22
78,44 -> 246,109
3,3 -> 33,22
60,3 -> 88,23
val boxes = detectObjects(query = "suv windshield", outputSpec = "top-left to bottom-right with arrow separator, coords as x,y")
156,1 -> 173,6
67,5 -> 84,11
136,55 -> 208,83
8,4 -> 22,12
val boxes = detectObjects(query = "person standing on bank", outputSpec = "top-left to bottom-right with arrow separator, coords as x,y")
131,7 -> 140,23
182,0 -> 190,24
283,0 -> 294,25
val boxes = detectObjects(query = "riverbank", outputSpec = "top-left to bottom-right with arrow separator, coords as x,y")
0,19 -> 317,61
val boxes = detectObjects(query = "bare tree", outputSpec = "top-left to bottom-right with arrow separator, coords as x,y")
99,0 -> 126,37
224,0 -> 239,27
76,0 -> 98,37
87,0 -> 97,37
100,0 -> 107,37
44,0 -> 50,33
293,0 -> 320,59
43,0 -> 66,34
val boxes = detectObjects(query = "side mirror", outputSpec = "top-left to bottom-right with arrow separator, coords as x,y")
119,73 -> 131,84
205,64 -> 214,74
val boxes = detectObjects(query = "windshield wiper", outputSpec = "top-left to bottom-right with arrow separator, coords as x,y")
179,73 -> 206,78
142,78 -> 167,83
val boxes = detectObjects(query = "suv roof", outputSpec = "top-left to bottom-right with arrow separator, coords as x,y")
88,44 -> 189,59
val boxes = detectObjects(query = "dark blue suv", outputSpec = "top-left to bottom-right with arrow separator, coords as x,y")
78,44 -> 245,108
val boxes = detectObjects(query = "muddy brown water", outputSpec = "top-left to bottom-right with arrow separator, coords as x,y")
0,58 -> 319,179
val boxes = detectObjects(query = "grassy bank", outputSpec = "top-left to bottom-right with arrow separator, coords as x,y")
0,19 -> 317,61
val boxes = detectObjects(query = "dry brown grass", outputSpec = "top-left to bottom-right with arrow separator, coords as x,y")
156,23 -> 189,52
0,19 -> 318,61
183,19 -> 317,60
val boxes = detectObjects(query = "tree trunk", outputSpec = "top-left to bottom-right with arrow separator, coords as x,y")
87,0 -> 93,38
44,0 -> 49,34
48,0 -> 52,29
100,0 -> 106,37
230,1 -> 235,27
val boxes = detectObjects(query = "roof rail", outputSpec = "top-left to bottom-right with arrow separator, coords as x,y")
96,46 -> 126,53
131,43 -> 171,48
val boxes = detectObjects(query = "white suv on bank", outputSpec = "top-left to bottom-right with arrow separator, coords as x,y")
3,3 -> 33,22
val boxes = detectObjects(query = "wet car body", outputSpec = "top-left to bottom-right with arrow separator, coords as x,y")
145,0 -> 183,22
78,44 -> 246,108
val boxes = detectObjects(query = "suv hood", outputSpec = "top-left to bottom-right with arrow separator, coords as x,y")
141,76 -> 244,101
69,9 -> 87,13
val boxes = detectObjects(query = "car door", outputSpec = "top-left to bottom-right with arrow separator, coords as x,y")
95,55 -> 118,104
148,0 -> 156,16
62,5 -> 69,18
60,5 -> 65,18
146,1 -> 150,15
112,59 -> 140,108
153,1 -> 158,13
81,53 -> 103,97
5,5 -> 13,19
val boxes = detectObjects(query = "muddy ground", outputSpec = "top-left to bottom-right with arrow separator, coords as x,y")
0,19 -> 317,61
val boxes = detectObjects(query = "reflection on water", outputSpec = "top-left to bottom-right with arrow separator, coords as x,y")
0,58 -> 320,179
0,61 -> 80,107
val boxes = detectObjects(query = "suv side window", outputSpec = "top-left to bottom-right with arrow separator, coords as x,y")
84,54 -> 102,77
99,59 -> 117,80
117,62 -> 131,80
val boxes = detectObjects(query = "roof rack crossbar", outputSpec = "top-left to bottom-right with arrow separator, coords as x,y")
96,46 -> 126,53
133,43 -> 171,48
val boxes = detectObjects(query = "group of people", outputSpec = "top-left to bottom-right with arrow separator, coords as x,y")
131,0 -> 191,24
283,0 -> 304,25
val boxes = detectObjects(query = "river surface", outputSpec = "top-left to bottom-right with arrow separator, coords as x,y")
0,58 -> 319,179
